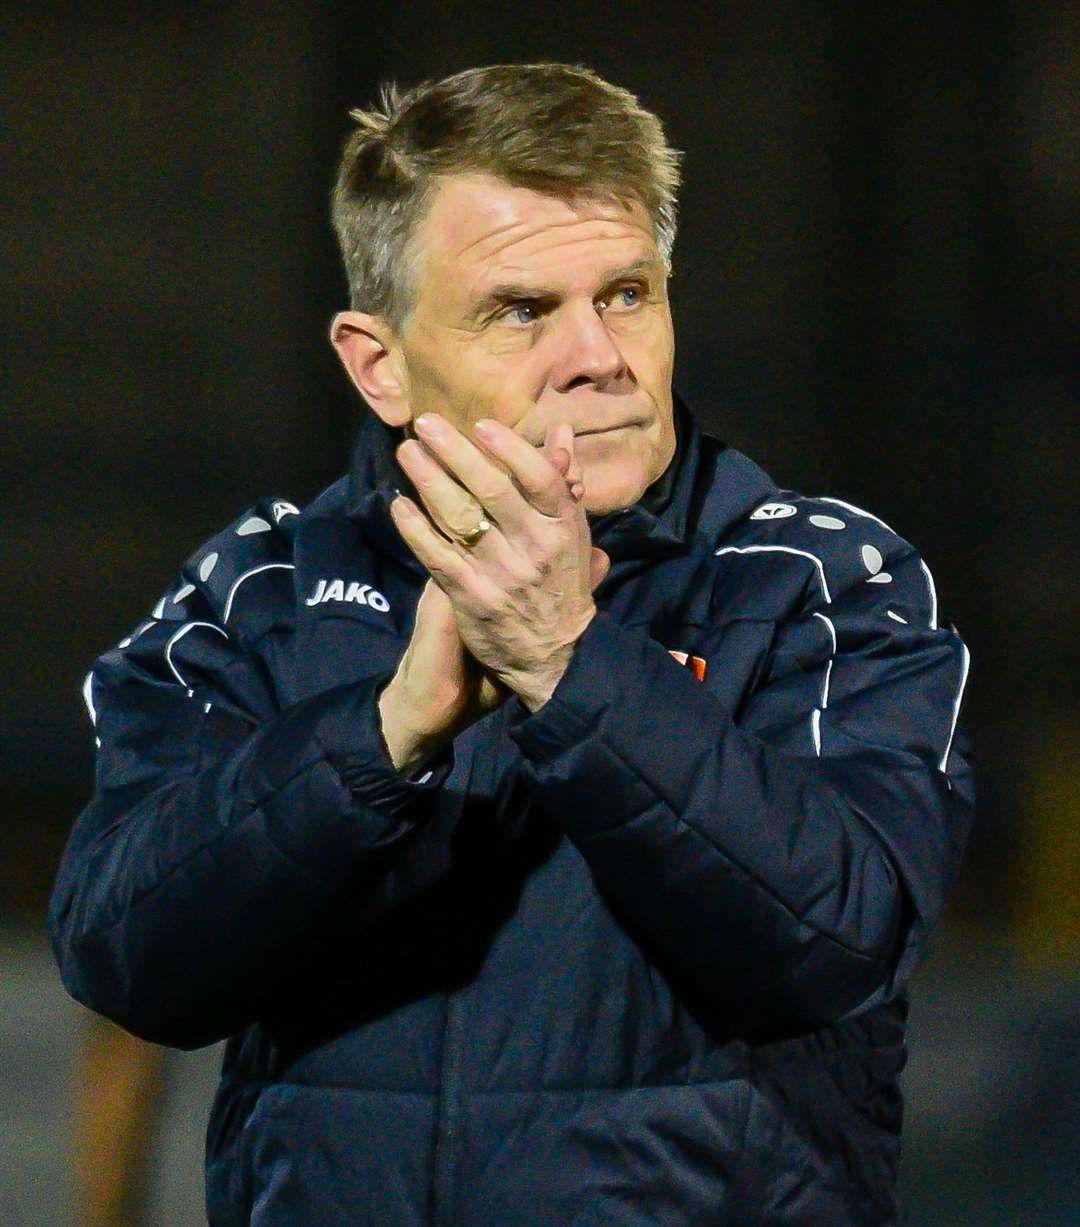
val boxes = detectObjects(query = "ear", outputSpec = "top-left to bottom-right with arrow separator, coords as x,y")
330,311 -> 411,427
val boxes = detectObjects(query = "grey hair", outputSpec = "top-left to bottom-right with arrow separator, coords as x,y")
331,64 -> 681,329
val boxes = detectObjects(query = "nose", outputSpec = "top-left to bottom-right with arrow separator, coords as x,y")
550,302 -> 629,393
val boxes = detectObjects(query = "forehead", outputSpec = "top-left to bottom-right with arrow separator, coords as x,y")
413,173 -> 659,295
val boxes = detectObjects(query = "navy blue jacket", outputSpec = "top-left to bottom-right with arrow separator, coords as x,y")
50,402 -> 974,1225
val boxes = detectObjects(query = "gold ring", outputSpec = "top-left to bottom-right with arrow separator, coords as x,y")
459,518 -> 492,548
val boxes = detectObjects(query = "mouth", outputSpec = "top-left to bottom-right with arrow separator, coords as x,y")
574,417 -> 646,439
523,415 -> 647,448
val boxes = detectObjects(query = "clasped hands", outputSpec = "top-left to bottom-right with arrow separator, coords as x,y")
378,413 -> 610,774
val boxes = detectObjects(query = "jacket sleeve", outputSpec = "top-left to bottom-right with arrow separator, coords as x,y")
510,542 -> 974,1039
49,548 -> 450,1050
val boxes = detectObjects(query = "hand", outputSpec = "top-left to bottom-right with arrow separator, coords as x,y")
378,579 -> 506,774
390,415 -> 610,710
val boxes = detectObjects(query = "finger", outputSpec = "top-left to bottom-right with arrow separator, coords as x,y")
547,424 -> 585,502
390,494 -> 477,591
392,492 -> 537,596
397,438 -> 490,544
545,420 -> 574,459
398,444 -> 537,586
413,579 -> 460,652
546,444 -> 585,502
470,417 -> 575,518
589,546 -> 610,591
414,414 -> 547,530
549,447 -> 570,476
396,580 -> 469,700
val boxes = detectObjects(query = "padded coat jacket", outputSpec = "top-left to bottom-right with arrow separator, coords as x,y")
50,401 -> 974,1226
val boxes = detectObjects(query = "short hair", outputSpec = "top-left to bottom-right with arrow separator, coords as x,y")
331,63 -> 681,328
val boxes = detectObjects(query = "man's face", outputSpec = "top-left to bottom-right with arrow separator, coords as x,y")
391,173 -> 676,515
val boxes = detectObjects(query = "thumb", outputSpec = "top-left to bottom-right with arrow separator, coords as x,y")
412,579 -> 463,656
589,546 -> 611,591
414,575 -> 453,622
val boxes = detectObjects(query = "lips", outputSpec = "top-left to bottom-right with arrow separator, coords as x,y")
573,416 -> 646,437
523,415 -> 646,447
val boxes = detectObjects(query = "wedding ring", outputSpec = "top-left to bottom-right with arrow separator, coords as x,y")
459,518 -> 492,548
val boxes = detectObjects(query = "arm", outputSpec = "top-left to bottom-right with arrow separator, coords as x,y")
49,538 -> 477,1048
509,559 -> 974,1038
50,649 -> 449,1049
386,415 -> 973,1039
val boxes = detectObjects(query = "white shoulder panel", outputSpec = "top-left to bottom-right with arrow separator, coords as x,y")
166,495 -> 300,625
99,495 -> 302,701
733,490 -> 940,628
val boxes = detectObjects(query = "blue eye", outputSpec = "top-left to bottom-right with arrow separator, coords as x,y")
504,303 -> 538,325
600,286 -> 643,313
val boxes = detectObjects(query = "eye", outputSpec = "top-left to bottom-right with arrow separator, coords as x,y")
499,302 -> 540,326
600,284 -> 645,313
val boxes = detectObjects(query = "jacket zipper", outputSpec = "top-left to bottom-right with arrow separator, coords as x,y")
430,702 -> 515,1226
432,991 -> 468,1226
430,719 -> 487,1227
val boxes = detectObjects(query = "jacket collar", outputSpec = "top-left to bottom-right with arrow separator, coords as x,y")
345,393 -> 775,572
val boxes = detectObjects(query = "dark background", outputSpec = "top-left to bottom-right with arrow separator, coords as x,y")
3,3 -> 1078,1223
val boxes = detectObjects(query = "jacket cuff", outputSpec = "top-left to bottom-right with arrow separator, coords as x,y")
281,676 -> 453,822
509,613 -> 637,760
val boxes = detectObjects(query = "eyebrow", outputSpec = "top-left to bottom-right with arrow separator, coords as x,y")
466,257 -> 664,322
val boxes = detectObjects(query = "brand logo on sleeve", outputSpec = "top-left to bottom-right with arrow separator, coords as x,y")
272,500 -> 299,523
750,502 -> 798,520
305,578 -> 390,612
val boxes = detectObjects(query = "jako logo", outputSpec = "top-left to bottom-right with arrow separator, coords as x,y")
305,578 -> 390,612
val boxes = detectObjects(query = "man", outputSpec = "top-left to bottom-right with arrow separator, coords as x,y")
50,64 -> 973,1225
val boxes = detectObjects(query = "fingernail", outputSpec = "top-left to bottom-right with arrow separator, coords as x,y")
415,414 -> 441,437
570,482 -> 585,501
473,419 -> 496,438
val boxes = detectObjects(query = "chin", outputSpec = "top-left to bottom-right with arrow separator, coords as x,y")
581,465 -> 650,515
577,425 -> 671,515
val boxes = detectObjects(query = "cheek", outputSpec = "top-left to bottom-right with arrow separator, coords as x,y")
461,356 -> 545,430
644,331 -> 675,383
405,346 -> 457,409
409,347 -> 522,428
613,308 -> 673,364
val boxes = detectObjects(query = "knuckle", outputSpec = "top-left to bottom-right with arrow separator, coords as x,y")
541,467 -> 564,494
492,588 -> 516,615
472,601 -> 499,624
450,502 -> 484,529
431,556 -> 466,584
478,474 -> 513,503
